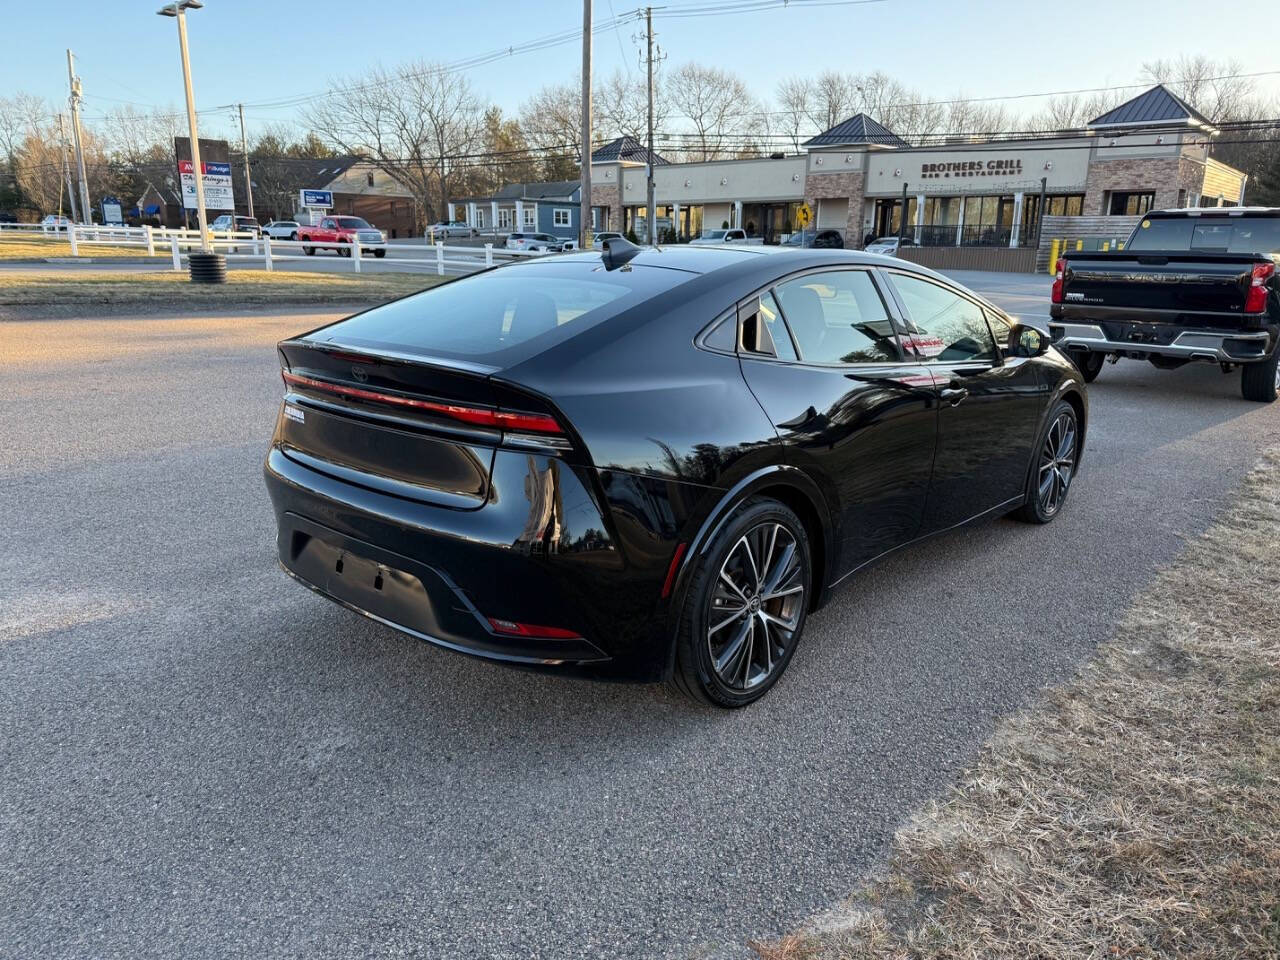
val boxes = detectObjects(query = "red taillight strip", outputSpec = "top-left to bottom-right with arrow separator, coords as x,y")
282,371 -> 562,434
486,617 -> 582,640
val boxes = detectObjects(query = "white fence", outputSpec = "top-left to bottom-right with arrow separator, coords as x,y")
0,222 -> 550,276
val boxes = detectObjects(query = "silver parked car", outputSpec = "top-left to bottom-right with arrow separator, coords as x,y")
429,220 -> 474,238
863,235 -> 915,256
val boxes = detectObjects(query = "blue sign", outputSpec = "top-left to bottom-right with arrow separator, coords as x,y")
101,195 -> 124,226
301,189 -> 334,208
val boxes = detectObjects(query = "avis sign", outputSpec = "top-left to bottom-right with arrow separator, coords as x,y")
174,136 -> 235,210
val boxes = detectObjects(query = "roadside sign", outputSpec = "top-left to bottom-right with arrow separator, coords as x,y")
796,203 -> 813,228
174,137 -> 235,211
300,190 -> 334,208
101,196 -> 124,225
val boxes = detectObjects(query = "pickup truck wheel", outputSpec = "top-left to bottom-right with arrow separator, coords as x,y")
1013,400 -> 1079,524
373,249 -> 386,258
302,240 -> 314,255
338,247 -> 350,258
1240,350 -> 1280,403
1072,350 -> 1104,382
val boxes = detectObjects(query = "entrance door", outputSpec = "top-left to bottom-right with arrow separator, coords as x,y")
881,270 -> 1045,532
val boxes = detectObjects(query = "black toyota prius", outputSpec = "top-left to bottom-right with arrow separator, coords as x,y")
264,242 -> 1086,707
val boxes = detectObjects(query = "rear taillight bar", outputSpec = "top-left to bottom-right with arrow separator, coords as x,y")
1245,262 -> 1275,314
282,372 -> 563,434
1050,258 -> 1066,304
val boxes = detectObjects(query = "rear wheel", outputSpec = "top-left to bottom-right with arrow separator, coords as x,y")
373,248 -> 386,258
1072,350 -> 1105,382
288,231 -> 297,241
1241,350 -> 1280,403
1013,400 -> 1079,524
669,498 -> 811,708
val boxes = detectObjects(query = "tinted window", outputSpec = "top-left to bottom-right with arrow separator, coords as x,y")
1127,216 -> 1280,254
337,217 -> 371,229
889,273 -> 997,363
774,270 -> 898,364
311,263 -> 686,364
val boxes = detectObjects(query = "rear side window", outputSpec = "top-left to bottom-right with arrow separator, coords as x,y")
774,269 -> 898,364
310,263 -> 687,363
1127,216 -> 1280,254
888,273 -> 997,363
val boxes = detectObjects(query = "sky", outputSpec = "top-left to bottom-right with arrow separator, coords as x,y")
3,0 -> 1279,142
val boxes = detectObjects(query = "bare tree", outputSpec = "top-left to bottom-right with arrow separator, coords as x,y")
808,70 -> 861,130
1141,56 -> 1261,122
518,82 -> 582,178
774,77 -> 814,150
594,68 -> 668,146
667,63 -> 755,161
305,60 -> 487,227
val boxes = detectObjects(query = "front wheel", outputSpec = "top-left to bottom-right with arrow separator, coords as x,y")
1072,350 -> 1105,383
373,248 -> 386,258
668,498 -> 812,708
1241,350 -> 1279,403
302,240 -> 314,255
1013,399 -> 1079,524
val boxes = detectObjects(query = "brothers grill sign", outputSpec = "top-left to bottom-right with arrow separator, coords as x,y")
921,158 -> 1023,179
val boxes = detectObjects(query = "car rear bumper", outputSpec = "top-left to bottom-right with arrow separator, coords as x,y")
276,511 -> 609,666
263,444 -> 674,680
1048,321 -> 1274,364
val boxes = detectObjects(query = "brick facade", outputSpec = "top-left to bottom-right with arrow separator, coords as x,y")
803,170 -> 865,246
1083,153 -> 1205,215
590,183 -> 622,235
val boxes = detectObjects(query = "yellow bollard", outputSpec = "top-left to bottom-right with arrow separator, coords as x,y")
1101,240 -> 1110,252
1076,239 -> 1083,250
1048,238 -> 1060,273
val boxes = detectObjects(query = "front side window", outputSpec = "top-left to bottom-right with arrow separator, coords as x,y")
773,270 -> 899,365
888,273 -> 997,363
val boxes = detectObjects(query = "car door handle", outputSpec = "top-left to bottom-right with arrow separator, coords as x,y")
940,385 -> 968,405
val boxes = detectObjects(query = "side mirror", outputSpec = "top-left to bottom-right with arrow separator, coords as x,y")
1009,322 -> 1049,358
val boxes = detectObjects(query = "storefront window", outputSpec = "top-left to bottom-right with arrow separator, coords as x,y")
1109,192 -> 1155,216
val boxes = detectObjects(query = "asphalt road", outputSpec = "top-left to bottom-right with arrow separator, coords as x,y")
2,293 -> 1278,959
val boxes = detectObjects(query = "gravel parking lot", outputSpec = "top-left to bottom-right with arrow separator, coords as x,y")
2,284 -> 1277,959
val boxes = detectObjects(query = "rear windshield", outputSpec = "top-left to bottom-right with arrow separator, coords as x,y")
1126,216 -> 1280,255
702,231 -> 727,240
307,261 -> 691,364
337,217 -> 372,229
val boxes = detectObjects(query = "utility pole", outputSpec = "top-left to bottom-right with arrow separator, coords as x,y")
57,114 -> 79,223
578,0 -> 592,250
644,6 -> 656,245
237,103 -> 254,219
66,50 -> 92,224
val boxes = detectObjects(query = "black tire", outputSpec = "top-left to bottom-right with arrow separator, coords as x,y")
338,247 -> 351,258
373,248 -> 386,259
289,231 -> 297,241
1013,399 -> 1080,524
1241,350 -> 1279,403
1072,350 -> 1105,383
302,240 -> 314,256
668,497 -> 812,708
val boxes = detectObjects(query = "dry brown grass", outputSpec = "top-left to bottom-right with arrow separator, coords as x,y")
0,269 -> 442,306
751,447 -> 1280,960
0,236 -> 159,259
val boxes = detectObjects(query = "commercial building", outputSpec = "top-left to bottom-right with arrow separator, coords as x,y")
584,84 -> 1246,254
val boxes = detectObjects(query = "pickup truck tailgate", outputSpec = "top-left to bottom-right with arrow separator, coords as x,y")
1061,253 -> 1257,324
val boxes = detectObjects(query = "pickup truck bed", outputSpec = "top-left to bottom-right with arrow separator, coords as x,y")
1048,208 -> 1280,402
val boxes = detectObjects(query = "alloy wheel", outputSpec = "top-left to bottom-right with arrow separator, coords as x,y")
707,522 -> 805,691
1037,410 -> 1077,516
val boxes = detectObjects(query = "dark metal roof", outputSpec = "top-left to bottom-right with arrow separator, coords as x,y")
803,113 -> 909,149
471,180 -> 582,203
1088,84 -> 1211,128
591,135 -> 670,165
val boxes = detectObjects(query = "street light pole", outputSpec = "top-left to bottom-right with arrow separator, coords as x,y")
238,103 -> 254,220
65,50 -> 92,224
159,1 -> 210,252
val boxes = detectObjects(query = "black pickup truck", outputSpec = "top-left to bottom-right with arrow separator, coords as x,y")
1048,207 -> 1280,402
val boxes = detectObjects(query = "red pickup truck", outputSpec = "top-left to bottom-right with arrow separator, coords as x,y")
298,216 -> 387,258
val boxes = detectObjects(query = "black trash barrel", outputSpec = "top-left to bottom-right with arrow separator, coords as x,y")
188,252 -> 227,284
